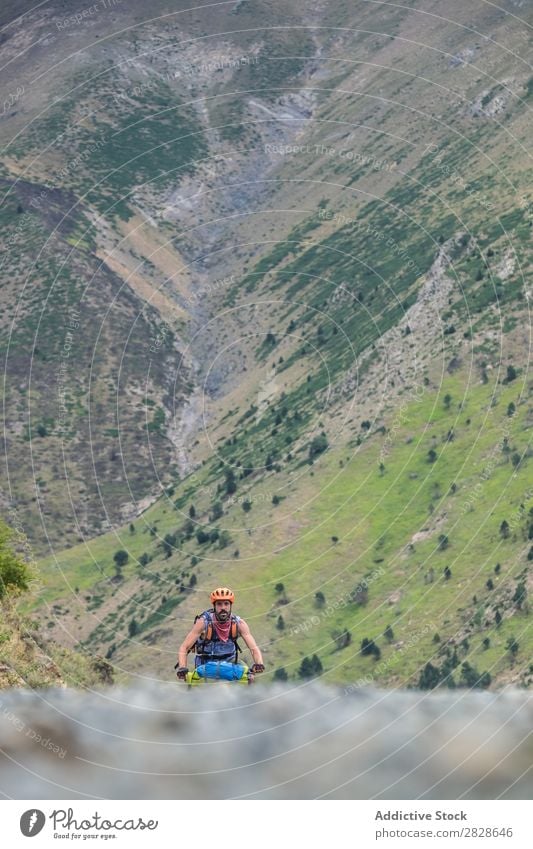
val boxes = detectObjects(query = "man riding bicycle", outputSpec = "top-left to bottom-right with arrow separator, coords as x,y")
175,586 -> 265,680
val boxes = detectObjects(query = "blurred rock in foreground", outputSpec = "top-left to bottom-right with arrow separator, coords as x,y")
0,683 -> 531,799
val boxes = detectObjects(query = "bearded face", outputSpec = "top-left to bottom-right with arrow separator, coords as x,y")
214,599 -> 231,621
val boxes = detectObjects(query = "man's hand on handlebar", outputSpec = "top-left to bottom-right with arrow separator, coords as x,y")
174,663 -> 189,680
251,663 -> 265,674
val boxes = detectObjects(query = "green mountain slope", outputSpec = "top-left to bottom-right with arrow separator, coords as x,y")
30,365 -> 533,688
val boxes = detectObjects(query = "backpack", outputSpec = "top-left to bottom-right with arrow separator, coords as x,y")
193,609 -> 242,665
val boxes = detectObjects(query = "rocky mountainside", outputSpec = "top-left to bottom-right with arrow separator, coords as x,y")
0,0 -> 532,690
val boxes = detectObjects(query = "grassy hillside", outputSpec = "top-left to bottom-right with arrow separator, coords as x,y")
28,363 -> 532,688
0,517 -> 112,690
0,601 -> 113,689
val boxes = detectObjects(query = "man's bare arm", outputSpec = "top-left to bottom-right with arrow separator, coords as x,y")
238,618 -> 264,666
177,619 -> 205,667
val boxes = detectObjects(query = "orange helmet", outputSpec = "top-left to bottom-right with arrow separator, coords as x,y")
210,586 -> 235,604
